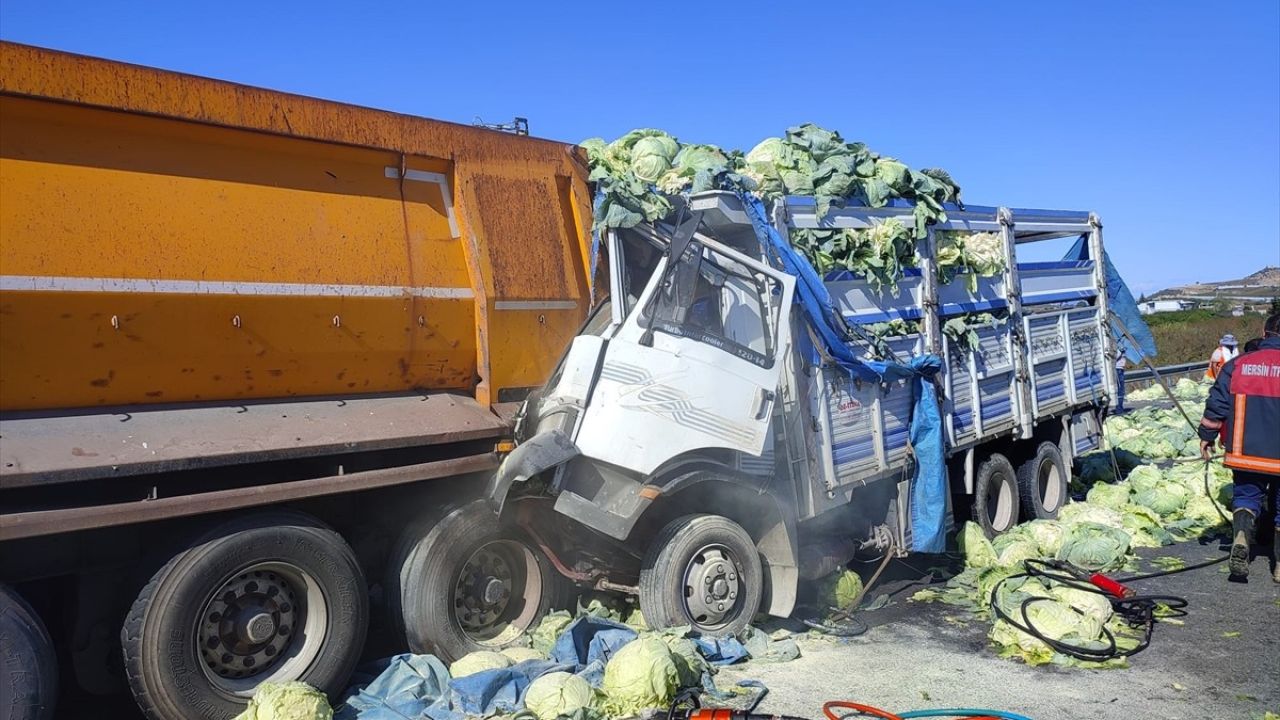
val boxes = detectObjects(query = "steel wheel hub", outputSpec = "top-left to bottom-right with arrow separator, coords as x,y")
199,569 -> 298,680
454,546 -> 515,631
682,545 -> 741,628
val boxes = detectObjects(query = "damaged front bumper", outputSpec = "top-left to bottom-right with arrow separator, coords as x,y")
486,428 -> 579,514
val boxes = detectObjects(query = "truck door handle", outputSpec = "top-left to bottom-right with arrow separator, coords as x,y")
754,388 -> 776,420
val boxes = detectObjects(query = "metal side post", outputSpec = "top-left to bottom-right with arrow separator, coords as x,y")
999,207 -> 1033,438
919,228 -> 942,357
1089,213 -> 1116,402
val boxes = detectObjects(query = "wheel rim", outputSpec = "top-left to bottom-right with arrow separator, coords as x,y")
681,544 -> 743,630
986,473 -> 1015,532
1038,458 -> 1064,513
196,562 -> 328,697
452,540 -> 543,644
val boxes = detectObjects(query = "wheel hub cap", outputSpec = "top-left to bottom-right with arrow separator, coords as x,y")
683,547 -> 741,627
455,546 -> 515,631
199,569 -> 298,680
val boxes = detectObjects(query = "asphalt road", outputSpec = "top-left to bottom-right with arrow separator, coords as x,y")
64,532 -> 1278,720
719,535 -> 1279,720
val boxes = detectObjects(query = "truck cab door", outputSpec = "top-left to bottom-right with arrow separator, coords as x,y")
573,235 -> 795,477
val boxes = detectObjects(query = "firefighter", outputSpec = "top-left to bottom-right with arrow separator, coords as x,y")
1199,314 -> 1280,581
1205,334 -> 1239,380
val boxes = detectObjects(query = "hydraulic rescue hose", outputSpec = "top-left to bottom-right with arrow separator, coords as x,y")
665,692 -> 1029,720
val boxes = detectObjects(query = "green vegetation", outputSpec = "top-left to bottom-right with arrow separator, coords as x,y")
1144,309 -> 1269,365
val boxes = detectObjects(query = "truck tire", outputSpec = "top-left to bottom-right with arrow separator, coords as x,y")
392,500 -> 567,662
1017,442 -> 1068,520
121,511 -> 368,720
639,514 -> 763,636
0,584 -> 57,720
971,453 -> 1020,538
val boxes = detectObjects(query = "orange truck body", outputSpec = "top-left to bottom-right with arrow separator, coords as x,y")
0,41 -> 594,412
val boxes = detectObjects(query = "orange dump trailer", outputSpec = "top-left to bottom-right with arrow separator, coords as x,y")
0,41 -> 593,411
0,43 -> 597,720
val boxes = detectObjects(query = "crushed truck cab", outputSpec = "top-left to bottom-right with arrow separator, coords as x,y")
494,191 -> 1117,635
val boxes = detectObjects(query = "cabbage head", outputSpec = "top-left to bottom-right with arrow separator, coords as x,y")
525,671 -> 598,720
449,651 -> 512,678
1058,502 -> 1125,530
989,598 -> 1104,666
746,137 -> 786,166
661,635 -> 708,688
991,534 -> 1041,568
233,681 -> 331,720
501,646 -> 546,663
531,611 -> 573,655
1119,504 -> 1174,547
601,637 -> 679,716
960,521 -> 998,568
1050,586 -> 1114,625
1182,495 -> 1227,530
1086,482 -> 1132,510
1025,519 -> 1066,557
1133,482 -> 1189,517
1057,522 -> 1131,571
975,565 -> 1017,610
1126,465 -> 1164,493
630,136 -> 678,183
818,570 -> 864,610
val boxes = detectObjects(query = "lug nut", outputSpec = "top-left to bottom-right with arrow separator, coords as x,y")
717,603 -> 724,611
728,573 -> 736,581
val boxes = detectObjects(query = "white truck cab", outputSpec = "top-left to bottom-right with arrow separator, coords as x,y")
489,191 -> 1113,635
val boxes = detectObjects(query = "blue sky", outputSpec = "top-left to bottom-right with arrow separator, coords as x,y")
2,1 -> 1277,295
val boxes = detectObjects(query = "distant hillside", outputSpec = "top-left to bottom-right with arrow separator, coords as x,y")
1149,266 -> 1280,302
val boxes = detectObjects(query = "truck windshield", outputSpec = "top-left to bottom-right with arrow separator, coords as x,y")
646,241 -> 780,368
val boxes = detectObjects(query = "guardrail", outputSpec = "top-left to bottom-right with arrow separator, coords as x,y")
1125,361 -> 1209,383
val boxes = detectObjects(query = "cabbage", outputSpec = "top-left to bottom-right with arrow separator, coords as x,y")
601,637 -> 679,716
1025,519 -> 1066,557
1182,495 -> 1227,530
661,635 -> 709,688
1119,504 -> 1174,547
989,598 -> 1104,666
1049,586 -> 1114,625
817,570 -> 864,610
233,681 -> 331,720
524,671 -> 598,720
1132,482 -> 1190,517
448,651 -> 512,678
531,611 -> 573,655
991,534 -> 1041,569
630,136 -> 677,182
1086,482 -> 1132,510
1057,522 -> 1131,571
960,522 -> 998,568
501,646 -> 546,663
1058,502 -> 1125,530
1126,465 -> 1164,493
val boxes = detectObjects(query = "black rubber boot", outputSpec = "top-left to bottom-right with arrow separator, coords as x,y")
1272,531 -> 1280,584
1230,509 -> 1255,577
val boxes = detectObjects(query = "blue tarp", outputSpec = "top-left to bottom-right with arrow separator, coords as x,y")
907,355 -> 947,553
335,615 -> 778,720
550,616 -> 637,686
1064,236 -> 1157,363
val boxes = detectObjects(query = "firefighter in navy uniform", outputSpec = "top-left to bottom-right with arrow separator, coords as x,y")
1199,313 -> 1280,581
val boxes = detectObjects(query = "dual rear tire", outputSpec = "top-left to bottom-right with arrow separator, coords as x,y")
122,512 -> 368,720
971,442 -> 1067,537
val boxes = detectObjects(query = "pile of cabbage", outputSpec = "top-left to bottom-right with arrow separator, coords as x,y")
582,126 -> 1003,293
916,379 -> 1231,668
379,594 -> 799,720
